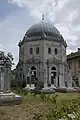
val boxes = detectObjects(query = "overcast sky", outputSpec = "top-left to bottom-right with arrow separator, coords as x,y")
0,0 -> 80,68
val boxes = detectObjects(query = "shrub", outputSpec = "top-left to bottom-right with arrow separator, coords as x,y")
33,95 -> 80,120
40,94 -> 46,101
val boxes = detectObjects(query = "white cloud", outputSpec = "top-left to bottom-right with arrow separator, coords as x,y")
0,0 -> 79,69
8,0 -> 63,20
0,7 -> 35,68
8,0 -> 80,54
0,44 -> 4,51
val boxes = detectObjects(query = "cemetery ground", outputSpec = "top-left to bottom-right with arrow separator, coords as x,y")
0,89 -> 80,120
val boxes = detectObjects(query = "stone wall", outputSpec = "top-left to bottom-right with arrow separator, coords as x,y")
18,38 -> 67,88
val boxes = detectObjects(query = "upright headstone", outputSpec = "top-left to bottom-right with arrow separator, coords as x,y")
0,51 -> 22,105
0,69 -> 4,91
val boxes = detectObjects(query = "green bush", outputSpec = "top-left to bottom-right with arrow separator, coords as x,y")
33,96 -> 80,120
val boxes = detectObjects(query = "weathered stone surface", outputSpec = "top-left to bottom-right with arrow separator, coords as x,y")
18,21 -> 71,89
0,51 -> 22,105
41,87 -> 55,94
55,87 -> 67,93
55,87 -> 78,93
0,92 -> 22,105
67,88 -> 78,92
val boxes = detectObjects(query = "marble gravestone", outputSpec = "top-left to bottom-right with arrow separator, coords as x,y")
0,55 -> 22,105
0,66 -> 10,92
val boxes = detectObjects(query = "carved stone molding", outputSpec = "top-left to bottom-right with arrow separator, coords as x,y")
26,57 -> 42,64
47,57 -> 62,64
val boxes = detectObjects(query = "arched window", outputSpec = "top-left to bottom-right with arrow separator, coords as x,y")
54,48 -> 58,55
48,48 -> 51,54
31,66 -> 36,70
31,66 -> 36,76
30,48 -> 33,54
36,47 -> 39,54
51,67 -> 56,71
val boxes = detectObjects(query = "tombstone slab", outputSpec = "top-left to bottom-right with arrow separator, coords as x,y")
0,53 -> 22,105
0,92 -> 22,105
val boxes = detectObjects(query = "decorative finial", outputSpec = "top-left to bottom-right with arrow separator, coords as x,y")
42,14 -> 44,22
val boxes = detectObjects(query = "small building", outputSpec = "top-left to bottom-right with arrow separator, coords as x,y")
17,20 -> 72,88
67,48 -> 80,87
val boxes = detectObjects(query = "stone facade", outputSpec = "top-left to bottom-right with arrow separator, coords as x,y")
67,48 -> 80,87
17,22 -> 71,88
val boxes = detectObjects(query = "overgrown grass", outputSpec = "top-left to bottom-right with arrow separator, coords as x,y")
0,88 -> 80,120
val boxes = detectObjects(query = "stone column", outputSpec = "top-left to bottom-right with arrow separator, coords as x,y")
62,65 -> 66,87
59,65 -> 63,87
4,67 -> 11,92
78,74 -> 80,87
1,71 -> 4,91
62,75 -> 65,87
0,68 -> 1,90
44,76 -> 47,88
68,72 -> 72,88
59,74 -> 63,87
49,69 -> 51,85
44,69 -> 48,88
55,74 -> 58,87
59,65 -> 65,88
43,62 -> 48,88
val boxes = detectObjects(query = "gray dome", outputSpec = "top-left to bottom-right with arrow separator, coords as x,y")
25,22 -> 60,38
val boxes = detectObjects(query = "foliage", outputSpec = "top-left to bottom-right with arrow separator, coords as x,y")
0,51 -> 14,68
12,87 -> 28,96
40,93 -> 46,101
33,94 -> 80,120
35,80 -> 44,90
1,88 -> 80,120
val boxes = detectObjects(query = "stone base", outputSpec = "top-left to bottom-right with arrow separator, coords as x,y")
0,92 -> 22,106
24,84 -> 35,91
66,87 -> 78,92
55,87 -> 67,93
41,87 -> 55,94
55,87 -> 78,93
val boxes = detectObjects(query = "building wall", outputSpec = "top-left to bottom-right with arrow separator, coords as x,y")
44,40 -> 62,60
23,40 -> 44,82
68,57 -> 80,76
19,44 -> 24,62
18,39 -> 67,87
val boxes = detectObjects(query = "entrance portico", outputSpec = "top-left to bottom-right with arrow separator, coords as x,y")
26,66 -> 37,88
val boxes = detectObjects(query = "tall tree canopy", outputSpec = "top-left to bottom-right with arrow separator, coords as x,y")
0,51 -> 14,69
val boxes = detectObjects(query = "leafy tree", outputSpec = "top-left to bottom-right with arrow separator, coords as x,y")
0,51 -> 14,69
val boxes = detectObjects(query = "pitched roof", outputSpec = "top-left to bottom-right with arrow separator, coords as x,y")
67,51 -> 80,60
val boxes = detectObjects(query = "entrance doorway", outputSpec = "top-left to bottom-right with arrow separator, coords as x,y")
51,67 -> 56,85
30,66 -> 36,84
31,66 -> 36,76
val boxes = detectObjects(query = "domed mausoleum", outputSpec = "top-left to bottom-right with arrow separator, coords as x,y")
18,21 -> 72,88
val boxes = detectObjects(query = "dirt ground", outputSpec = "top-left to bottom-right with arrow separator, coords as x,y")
0,93 -> 79,120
